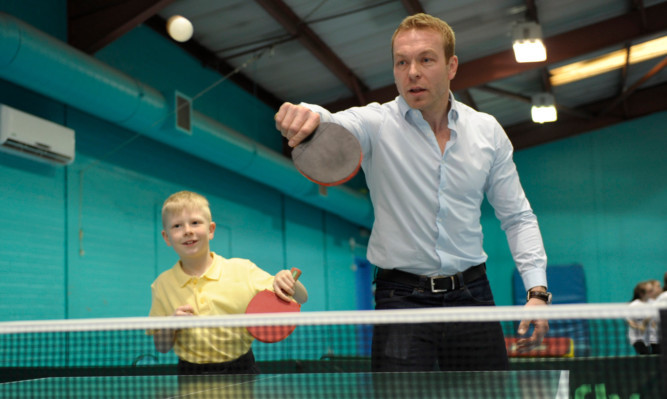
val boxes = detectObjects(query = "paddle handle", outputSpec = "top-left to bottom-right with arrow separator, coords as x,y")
291,267 -> 302,281
290,267 -> 304,303
298,126 -> 318,145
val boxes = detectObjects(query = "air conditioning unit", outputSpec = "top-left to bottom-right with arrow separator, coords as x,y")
0,104 -> 75,165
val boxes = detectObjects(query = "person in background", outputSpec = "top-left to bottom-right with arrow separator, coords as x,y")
627,280 -> 656,355
656,272 -> 667,353
646,279 -> 661,354
275,13 -> 549,371
657,272 -> 667,302
148,191 -> 308,374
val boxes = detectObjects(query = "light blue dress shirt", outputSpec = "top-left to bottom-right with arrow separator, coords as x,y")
304,94 -> 547,290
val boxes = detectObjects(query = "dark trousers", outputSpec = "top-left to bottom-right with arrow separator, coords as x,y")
177,349 -> 260,375
634,341 -> 650,355
633,342 -> 661,355
371,273 -> 509,372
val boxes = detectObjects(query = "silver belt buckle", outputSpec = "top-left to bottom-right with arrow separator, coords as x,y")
430,275 -> 455,293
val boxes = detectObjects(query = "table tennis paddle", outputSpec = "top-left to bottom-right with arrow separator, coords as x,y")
291,122 -> 362,186
245,267 -> 302,343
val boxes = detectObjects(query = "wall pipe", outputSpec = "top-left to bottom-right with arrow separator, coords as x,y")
0,13 -> 373,228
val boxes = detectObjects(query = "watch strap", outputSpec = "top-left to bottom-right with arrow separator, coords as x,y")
527,290 -> 552,304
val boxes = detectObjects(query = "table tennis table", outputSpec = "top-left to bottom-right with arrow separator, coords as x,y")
0,370 -> 568,398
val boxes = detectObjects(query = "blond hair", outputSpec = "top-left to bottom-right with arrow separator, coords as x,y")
392,13 -> 456,61
161,191 -> 212,227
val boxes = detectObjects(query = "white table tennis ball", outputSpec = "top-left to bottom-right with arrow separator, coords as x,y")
166,15 -> 193,42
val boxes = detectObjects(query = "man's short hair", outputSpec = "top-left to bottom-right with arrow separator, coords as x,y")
392,13 -> 456,61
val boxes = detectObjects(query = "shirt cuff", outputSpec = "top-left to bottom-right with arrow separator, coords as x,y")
520,267 -> 548,291
300,102 -> 333,123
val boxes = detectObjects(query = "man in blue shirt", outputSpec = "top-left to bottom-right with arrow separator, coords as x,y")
275,13 -> 550,371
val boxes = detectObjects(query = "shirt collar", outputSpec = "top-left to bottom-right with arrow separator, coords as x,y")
397,92 -> 460,122
448,92 -> 460,123
173,252 -> 222,287
397,95 -> 411,118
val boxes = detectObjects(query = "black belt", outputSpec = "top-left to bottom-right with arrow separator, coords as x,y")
376,263 -> 486,293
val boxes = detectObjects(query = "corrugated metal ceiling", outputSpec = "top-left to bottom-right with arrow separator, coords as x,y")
67,0 -> 667,150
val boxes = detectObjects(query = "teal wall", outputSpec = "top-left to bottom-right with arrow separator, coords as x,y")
0,4 -> 363,321
0,2 -> 665,326
0,93 -> 364,320
483,112 -> 667,304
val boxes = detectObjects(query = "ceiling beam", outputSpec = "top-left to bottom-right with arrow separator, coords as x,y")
478,85 -> 531,104
477,85 -> 592,119
254,0 -> 369,104
68,0 -> 174,54
506,83 -> 667,150
599,55 -> 667,116
324,1 -> 667,111
617,41 -> 633,116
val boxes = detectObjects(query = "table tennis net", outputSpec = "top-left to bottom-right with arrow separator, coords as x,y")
0,303 -> 665,398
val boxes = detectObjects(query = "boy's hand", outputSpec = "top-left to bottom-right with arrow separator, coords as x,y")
153,305 -> 196,354
173,304 -> 196,317
273,269 -> 296,302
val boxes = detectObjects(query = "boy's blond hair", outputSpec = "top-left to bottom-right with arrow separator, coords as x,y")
161,191 -> 212,228
392,13 -> 456,61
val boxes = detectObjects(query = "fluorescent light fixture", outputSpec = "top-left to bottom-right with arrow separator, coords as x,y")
550,35 -> 667,86
512,22 -> 547,63
531,93 -> 557,123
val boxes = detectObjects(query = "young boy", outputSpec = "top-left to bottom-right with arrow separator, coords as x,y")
149,191 -> 307,374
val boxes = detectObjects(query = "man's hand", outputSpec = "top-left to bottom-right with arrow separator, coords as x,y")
275,102 -> 320,147
515,296 -> 550,352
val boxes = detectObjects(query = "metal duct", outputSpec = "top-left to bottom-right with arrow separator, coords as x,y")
0,13 -> 372,228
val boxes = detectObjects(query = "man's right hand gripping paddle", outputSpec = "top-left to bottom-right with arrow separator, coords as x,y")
276,103 -> 362,186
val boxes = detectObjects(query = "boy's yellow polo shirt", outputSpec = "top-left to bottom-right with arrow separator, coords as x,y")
149,252 -> 274,364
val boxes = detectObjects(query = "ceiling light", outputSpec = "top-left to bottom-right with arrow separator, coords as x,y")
512,22 -> 547,63
531,93 -> 557,123
550,35 -> 667,86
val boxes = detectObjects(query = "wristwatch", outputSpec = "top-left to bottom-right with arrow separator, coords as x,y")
527,290 -> 552,304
